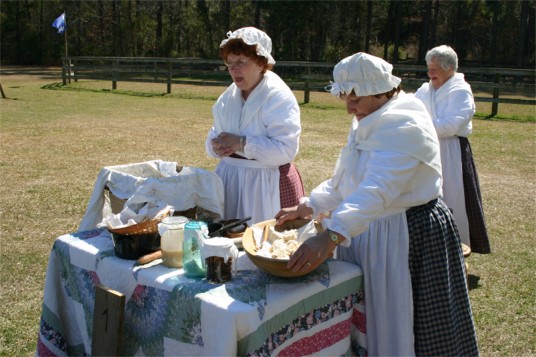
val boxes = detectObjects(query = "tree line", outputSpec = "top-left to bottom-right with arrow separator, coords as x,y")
1,0 -> 534,68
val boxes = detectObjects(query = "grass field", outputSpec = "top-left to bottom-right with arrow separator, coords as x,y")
0,67 -> 535,356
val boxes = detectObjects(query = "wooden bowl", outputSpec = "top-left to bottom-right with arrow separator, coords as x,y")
242,218 -> 322,278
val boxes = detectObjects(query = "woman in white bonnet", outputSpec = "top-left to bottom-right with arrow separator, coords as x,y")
276,53 -> 479,356
415,45 -> 490,255
205,27 -> 304,225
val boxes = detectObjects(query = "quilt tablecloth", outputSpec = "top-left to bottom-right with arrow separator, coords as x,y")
37,228 -> 367,356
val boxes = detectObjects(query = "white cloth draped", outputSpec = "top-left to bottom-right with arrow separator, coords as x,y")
414,73 -> 476,245
304,92 -> 442,356
205,71 -> 301,224
79,161 -> 224,231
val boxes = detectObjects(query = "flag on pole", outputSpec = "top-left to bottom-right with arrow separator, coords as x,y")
52,12 -> 66,34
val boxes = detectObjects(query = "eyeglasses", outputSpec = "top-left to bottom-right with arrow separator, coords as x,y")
224,59 -> 249,69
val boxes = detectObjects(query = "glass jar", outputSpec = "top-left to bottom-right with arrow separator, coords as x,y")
201,237 -> 239,283
158,216 -> 189,268
182,221 -> 207,278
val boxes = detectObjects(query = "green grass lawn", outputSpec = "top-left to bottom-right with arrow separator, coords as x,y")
0,68 -> 535,356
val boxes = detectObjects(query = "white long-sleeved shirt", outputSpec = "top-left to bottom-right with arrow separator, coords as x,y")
305,93 -> 442,244
414,73 -> 475,138
205,70 -> 300,166
204,71 -> 301,224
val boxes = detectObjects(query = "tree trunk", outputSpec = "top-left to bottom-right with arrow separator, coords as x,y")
392,1 -> 402,63
127,0 -> 136,56
516,0 -> 530,67
383,1 -> 395,59
419,0 -> 432,63
253,0 -> 261,28
196,0 -> 212,57
365,1 -> 372,53
98,1 -> 106,54
156,0 -> 163,56
431,0 -> 439,46
15,1 -> 22,62
490,1 -> 500,66
112,0 -> 123,56
76,1 -> 82,57
221,0 -> 230,33
175,1 -> 183,56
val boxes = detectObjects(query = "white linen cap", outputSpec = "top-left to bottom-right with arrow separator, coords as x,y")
328,52 -> 401,97
220,27 -> 276,65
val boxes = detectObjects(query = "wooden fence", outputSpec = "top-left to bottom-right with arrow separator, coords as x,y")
62,56 -> 535,117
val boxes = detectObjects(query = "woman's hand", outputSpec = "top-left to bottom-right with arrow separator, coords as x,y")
275,204 -> 313,225
287,231 -> 335,273
213,132 -> 241,157
211,137 -> 225,157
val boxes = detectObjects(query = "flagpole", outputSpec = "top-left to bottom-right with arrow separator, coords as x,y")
63,10 -> 70,83
64,11 -> 68,57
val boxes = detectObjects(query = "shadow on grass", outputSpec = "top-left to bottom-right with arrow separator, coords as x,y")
41,82 -> 168,98
40,82 -> 220,102
468,274 -> 481,290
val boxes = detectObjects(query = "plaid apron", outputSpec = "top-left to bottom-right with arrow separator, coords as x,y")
279,163 -> 305,208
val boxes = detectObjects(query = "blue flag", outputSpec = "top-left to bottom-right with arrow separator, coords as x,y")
52,13 -> 66,34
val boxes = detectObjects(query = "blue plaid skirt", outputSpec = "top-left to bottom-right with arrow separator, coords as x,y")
407,198 -> 479,356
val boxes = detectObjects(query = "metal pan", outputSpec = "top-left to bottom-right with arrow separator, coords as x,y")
207,216 -> 251,238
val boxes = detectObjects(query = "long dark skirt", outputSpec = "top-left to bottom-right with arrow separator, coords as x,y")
459,137 -> 491,254
407,198 -> 479,356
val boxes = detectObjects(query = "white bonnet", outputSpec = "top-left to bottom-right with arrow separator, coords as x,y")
328,52 -> 401,97
220,27 -> 276,65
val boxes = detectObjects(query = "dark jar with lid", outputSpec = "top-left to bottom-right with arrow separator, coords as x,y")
201,237 -> 239,283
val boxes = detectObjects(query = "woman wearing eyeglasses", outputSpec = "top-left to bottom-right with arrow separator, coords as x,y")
205,27 -> 304,226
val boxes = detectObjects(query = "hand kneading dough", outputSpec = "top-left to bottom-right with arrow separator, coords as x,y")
268,226 -> 301,259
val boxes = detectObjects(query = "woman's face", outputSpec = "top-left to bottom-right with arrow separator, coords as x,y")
427,57 -> 454,89
225,53 -> 264,98
341,93 -> 389,121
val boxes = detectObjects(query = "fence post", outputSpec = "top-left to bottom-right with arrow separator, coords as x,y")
112,59 -> 118,90
62,58 -> 67,85
72,59 -> 78,83
491,73 -> 500,117
167,62 -> 172,94
491,73 -> 501,117
66,58 -> 72,84
304,79 -> 310,104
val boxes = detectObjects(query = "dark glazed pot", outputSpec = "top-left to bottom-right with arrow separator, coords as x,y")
110,232 -> 161,260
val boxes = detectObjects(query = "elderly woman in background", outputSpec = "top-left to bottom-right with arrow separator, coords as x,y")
205,27 -> 304,225
414,45 -> 490,254
276,53 -> 479,356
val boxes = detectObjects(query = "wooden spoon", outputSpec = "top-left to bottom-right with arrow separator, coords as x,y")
255,224 -> 271,252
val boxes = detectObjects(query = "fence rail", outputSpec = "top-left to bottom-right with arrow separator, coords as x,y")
62,56 -> 535,117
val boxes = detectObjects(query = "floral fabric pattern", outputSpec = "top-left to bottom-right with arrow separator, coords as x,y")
37,229 -> 365,356
245,291 -> 365,357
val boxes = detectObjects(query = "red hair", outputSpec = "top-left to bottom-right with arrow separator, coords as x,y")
220,39 -> 273,73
